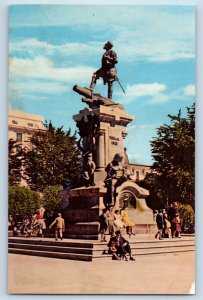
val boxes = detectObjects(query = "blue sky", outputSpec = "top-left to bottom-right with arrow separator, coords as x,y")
9,5 -> 195,165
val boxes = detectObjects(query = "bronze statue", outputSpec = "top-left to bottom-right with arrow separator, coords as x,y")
80,152 -> 96,187
104,153 -> 128,205
89,41 -> 118,99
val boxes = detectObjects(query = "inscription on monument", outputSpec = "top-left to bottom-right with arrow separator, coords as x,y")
109,136 -> 119,141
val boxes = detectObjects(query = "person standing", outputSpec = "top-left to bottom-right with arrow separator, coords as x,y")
99,209 -> 108,242
120,202 -> 135,237
163,212 -> 171,238
167,202 -> 178,237
49,213 -> 65,241
155,209 -> 164,240
172,213 -> 182,238
107,205 -> 115,236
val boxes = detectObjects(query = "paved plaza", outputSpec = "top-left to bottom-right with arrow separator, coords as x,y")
8,251 -> 195,295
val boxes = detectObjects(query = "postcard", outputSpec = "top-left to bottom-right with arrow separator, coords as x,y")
8,4 -> 195,294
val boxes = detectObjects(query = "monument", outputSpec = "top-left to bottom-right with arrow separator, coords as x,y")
60,41 -> 156,239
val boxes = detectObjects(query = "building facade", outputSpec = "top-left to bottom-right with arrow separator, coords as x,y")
128,163 -> 153,182
8,107 -> 46,185
8,107 -> 45,147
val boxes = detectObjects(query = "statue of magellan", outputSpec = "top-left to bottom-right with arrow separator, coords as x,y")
89,41 -> 118,99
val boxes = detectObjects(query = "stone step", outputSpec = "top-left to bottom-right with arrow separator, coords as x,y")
93,242 -> 195,255
93,246 -> 195,259
93,241 -> 195,256
8,236 -> 195,261
134,245 -> 194,255
8,237 -> 94,248
93,237 -> 195,250
9,242 -> 93,255
8,248 -> 92,261
64,234 -> 99,240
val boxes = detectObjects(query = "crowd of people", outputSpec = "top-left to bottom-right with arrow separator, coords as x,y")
8,200 -> 194,261
98,202 -> 136,261
8,206 -> 65,240
99,201 -> 135,242
154,202 -> 182,240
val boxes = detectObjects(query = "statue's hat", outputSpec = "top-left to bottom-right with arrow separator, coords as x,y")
103,41 -> 113,49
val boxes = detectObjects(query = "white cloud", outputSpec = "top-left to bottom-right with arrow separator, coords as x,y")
127,83 -> 166,96
116,82 -> 195,105
9,80 -> 69,98
183,84 -> 195,96
9,56 -> 96,99
9,39 -> 101,60
114,7 -> 195,62
9,6 -> 195,63
116,82 -> 168,104
9,56 -> 95,83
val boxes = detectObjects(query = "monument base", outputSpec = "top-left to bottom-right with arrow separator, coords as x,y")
60,180 -> 156,240
60,185 -> 105,240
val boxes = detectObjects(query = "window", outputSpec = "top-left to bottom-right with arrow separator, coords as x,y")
136,171 -> 139,181
142,168 -> 145,175
16,132 -> 22,142
27,123 -> 34,127
12,120 -> 18,125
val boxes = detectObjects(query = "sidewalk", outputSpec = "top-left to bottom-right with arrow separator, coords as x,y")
8,251 -> 195,294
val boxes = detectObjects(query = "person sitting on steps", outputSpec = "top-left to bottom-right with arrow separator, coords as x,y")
108,230 -> 135,261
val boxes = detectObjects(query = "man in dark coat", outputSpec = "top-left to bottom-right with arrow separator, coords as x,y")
108,230 -> 135,261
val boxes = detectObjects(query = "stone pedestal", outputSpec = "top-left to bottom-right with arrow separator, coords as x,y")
60,184 -> 106,239
60,180 -> 156,239
73,103 -> 133,181
61,88 -> 156,239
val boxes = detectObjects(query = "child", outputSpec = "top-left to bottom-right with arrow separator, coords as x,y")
172,213 -> 182,238
108,236 -> 121,260
49,213 -> 65,241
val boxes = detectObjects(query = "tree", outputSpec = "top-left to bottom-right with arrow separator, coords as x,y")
138,172 -> 168,210
24,122 -> 82,192
140,103 -> 195,209
42,185 -> 62,212
8,186 -> 41,221
178,204 -> 195,233
8,139 -> 23,185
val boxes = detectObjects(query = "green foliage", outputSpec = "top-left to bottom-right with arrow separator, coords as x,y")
140,103 -> 195,209
8,185 -> 41,221
178,204 -> 195,222
138,173 -> 167,210
24,122 -> 82,191
42,185 -> 62,211
178,204 -> 195,232
8,139 -> 23,185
